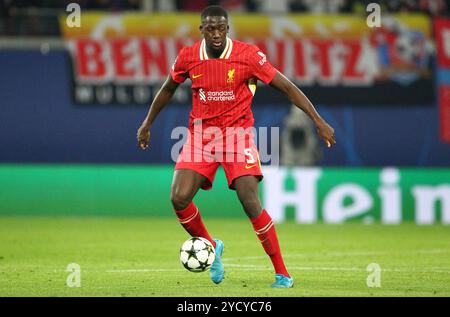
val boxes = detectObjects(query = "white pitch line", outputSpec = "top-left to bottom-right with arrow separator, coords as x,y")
105,249 -> 450,274
106,265 -> 450,274
225,264 -> 450,273
106,269 -> 180,273
222,249 -> 450,262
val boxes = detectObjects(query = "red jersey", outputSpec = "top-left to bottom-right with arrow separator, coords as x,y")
170,38 -> 278,132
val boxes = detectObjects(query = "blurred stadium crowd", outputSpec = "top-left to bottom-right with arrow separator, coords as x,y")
1,0 -> 450,36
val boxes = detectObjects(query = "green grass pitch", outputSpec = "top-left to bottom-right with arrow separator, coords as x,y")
0,217 -> 449,297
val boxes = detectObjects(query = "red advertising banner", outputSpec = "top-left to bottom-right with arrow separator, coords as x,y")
71,37 -> 372,85
439,86 -> 450,142
434,18 -> 450,68
434,18 -> 450,142
60,13 -> 434,106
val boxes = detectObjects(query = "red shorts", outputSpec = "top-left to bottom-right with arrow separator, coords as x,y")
175,131 -> 263,190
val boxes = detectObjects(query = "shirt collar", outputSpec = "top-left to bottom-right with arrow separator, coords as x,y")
200,37 -> 233,60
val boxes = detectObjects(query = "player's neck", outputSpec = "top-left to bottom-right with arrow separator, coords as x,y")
205,47 -> 224,59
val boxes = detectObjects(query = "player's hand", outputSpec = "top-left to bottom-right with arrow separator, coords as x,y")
316,119 -> 336,148
137,124 -> 150,150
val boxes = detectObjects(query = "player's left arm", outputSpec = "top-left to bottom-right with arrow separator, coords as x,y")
269,71 -> 336,148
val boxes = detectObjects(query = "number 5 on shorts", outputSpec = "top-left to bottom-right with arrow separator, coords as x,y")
244,148 -> 256,164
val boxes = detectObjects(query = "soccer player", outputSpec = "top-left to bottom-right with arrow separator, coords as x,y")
137,5 -> 336,288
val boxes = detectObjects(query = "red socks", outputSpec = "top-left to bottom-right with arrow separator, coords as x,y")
251,209 -> 290,277
175,202 -> 216,248
175,204 -> 288,276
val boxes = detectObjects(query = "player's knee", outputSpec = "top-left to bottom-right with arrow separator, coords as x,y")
239,197 -> 261,218
170,189 -> 192,211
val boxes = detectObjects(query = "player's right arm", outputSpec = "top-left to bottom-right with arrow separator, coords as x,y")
137,75 -> 180,150
137,48 -> 188,150
247,44 -> 335,148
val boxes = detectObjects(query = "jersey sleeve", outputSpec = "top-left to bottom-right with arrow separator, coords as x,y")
170,47 -> 188,84
247,45 -> 278,85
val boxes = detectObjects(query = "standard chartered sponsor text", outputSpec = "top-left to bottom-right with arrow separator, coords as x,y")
207,91 -> 235,101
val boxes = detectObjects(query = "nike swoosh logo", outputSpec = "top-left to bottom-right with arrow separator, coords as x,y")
245,164 -> 257,169
192,74 -> 203,79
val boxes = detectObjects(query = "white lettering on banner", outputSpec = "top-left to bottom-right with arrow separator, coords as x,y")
75,86 -> 93,102
68,38 -> 376,86
262,167 -> 449,224
378,168 -> 402,224
263,167 -> 321,223
134,85 -> 152,103
412,185 -> 450,224
116,86 -> 131,104
74,85 -> 174,104
323,184 -> 373,223
96,86 -> 113,104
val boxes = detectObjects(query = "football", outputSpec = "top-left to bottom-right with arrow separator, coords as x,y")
179,237 -> 216,272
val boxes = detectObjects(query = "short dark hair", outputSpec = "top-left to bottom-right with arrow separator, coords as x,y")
201,5 -> 228,21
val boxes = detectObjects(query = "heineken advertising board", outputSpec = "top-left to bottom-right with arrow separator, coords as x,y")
0,165 -> 448,224
263,167 -> 450,224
